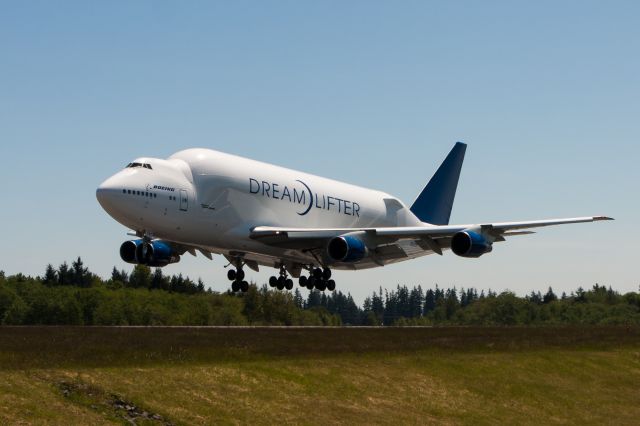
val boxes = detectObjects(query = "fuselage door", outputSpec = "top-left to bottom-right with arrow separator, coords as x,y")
179,189 -> 188,211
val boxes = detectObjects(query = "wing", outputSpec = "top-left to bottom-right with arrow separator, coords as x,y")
250,216 -> 613,266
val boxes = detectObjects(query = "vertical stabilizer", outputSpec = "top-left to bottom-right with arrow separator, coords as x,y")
410,142 -> 466,225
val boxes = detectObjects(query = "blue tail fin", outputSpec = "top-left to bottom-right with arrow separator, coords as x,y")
410,142 -> 467,225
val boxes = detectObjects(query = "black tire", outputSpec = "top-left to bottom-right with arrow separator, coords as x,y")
313,268 -> 323,279
299,276 -> 308,287
316,280 -> 327,291
231,281 -> 239,292
322,268 -> 332,280
306,277 -> 315,290
227,269 -> 237,281
285,279 -> 293,290
269,276 -> 278,287
327,280 -> 336,291
277,276 -> 285,290
236,269 -> 245,281
241,281 -> 249,292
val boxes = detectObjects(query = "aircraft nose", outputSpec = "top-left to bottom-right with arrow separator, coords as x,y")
96,175 -> 123,212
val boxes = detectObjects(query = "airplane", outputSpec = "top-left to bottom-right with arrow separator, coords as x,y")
96,142 -> 612,293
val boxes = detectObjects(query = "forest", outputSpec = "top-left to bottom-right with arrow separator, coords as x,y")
0,257 -> 638,326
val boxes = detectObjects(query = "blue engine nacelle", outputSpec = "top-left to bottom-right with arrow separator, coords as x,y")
119,239 -> 180,267
327,235 -> 368,263
451,230 -> 493,258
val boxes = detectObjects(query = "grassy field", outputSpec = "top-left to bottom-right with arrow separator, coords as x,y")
1,326 -> 639,425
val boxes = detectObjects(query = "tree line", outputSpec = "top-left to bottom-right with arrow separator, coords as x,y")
0,258 -> 638,326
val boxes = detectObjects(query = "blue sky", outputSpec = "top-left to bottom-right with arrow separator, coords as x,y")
1,1 -> 638,302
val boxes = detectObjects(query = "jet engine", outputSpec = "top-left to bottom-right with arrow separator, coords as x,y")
451,230 -> 493,258
119,239 -> 180,267
327,235 -> 368,263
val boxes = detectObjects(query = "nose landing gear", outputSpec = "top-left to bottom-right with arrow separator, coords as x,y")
299,267 -> 335,292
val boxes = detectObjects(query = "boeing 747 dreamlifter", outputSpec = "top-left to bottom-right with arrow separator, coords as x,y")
96,143 -> 611,292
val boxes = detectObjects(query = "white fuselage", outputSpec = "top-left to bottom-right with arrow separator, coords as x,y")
97,148 -> 424,270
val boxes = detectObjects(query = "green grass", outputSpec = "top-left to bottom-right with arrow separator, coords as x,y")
1,326 -> 639,425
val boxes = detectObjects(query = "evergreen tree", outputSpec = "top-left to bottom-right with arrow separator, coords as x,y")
434,285 -> 445,303
169,274 -> 185,293
129,265 -> 152,288
444,287 -> 459,319
197,278 -> 206,293
182,277 -> 197,294
306,289 -> 322,308
72,257 -> 91,287
528,291 -> 542,304
543,287 -> 557,304
424,289 -> 436,314
460,288 -> 468,307
409,286 -> 423,317
371,287 -> 385,320
57,262 -> 72,286
396,285 -> 410,318
383,288 -> 397,325
111,267 -> 129,285
150,268 -> 167,290
43,264 -> 57,286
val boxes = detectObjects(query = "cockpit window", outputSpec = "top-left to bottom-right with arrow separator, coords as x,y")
125,162 -> 152,170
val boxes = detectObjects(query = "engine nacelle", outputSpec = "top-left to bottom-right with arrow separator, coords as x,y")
120,240 -> 143,264
451,230 -> 493,258
119,239 -> 180,267
327,235 -> 368,263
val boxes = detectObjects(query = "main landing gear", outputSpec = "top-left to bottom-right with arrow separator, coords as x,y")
227,266 -> 249,293
269,265 -> 294,291
299,268 -> 335,292
229,262 -> 336,293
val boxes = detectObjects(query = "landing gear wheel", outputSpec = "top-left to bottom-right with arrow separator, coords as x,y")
322,268 -> 332,280
316,280 -> 327,291
231,281 -> 240,292
240,281 -> 249,292
269,276 -> 278,287
236,269 -> 245,281
306,277 -> 315,290
299,276 -> 308,287
227,269 -> 237,281
327,280 -> 336,291
277,276 -> 285,290
285,279 -> 293,290
313,268 -> 323,279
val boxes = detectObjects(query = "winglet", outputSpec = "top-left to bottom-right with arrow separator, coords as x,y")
410,142 -> 467,225
593,216 -> 614,221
